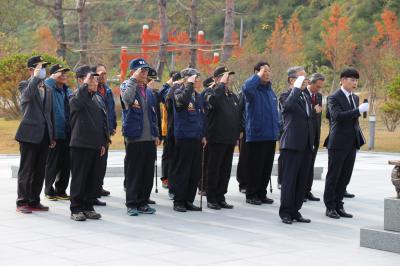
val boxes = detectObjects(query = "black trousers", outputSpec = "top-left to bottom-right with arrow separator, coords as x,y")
198,144 -> 208,191
323,148 -> 356,210
161,136 -> 175,181
305,146 -> 318,195
277,153 -> 283,185
69,147 -> 102,213
206,143 -> 235,203
279,149 -> 312,219
44,139 -> 70,196
246,141 -> 276,200
170,139 -> 202,205
125,141 -> 156,208
17,137 -> 49,207
236,136 -> 249,190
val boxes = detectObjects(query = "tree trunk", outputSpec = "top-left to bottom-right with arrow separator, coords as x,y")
189,0 -> 198,68
76,0 -> 88,66
54,0 -> 66,60
157,0 -> 168,80
222,0 -> 234,63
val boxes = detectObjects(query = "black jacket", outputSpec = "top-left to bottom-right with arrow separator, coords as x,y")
324,89 -> 365,150
69,84 -> 110,149
279,87 -> 314,151
304,90 -> 323,148
205,83 -> 240,145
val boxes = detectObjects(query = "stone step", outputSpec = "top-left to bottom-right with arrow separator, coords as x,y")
360,226 -> 400,254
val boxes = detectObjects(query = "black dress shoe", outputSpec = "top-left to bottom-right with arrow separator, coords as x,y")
336,208 -> 353,218
293,216 -> 311,223
326,209 -> 340,219
147,199 -> 156,204
281,216 -> 293,224
307,192 -> 320,201
343,191 -> 355,198
207,202 -> 221,210
93,199 -> 106,206
218,201 -> 234,209
246,198 -> 262,205
185,202 -> 201,211
173,204 -> 187,212
260,197 -> 274,204
101,188 -> 110,197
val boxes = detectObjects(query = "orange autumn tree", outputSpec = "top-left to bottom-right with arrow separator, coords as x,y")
283,12 -> 305,65
321,4 -> 355,91
265,15 -> 289,92
373,9 -> 400,53
34,26 -> 58,56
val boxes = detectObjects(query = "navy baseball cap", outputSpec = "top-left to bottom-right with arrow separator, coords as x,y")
129,58 -> 150,71
75,65 -> 99,79
180,68 -> 200,78
49,64 -> 70,75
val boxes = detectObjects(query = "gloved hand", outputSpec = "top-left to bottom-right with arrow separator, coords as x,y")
358,102 -> 369,113
294,76 -> 306,89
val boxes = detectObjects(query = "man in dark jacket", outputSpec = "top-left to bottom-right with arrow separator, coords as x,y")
170,68 -> 205,212
69,65 -> 109,221
324,68 -> 367,219
44,64 -> 73,201
15,56 -> 56,214
279,74 -> 314,224
95,64 -> 117,205
242,61 -> 280,205
303,73 -> 325,202
120,58 -> 160,216
204,67 -> 239,210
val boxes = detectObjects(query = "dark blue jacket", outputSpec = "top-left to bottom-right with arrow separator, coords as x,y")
173,83 -> 204,140
44,78 -> 73,140
242,74 -> 280,142
96,83 -> 117,134
122,89 -> 158,139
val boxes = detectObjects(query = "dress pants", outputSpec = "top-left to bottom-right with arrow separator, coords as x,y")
279,149 -> 312,219
17,134 -> 49,207
69,147 -> 102,213
305,146 -> 318,195
206,143 -> 235,203
44,139 -> 70,196
170,139 -> 202,205
323,148 -> 356,210
246,141 -> 276,200
236,135 -> 249,190
125,141 -> 156,208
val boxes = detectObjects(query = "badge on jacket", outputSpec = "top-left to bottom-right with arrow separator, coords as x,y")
188,102 -> 195,112
132,99 -> 141,109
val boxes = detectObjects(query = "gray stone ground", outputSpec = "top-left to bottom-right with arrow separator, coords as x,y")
0,151 -> 399,266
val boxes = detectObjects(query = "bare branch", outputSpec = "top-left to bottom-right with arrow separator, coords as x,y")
176,0 -> 190,11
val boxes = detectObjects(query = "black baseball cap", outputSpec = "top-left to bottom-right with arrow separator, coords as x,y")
213,66 -> 235,78
27,55 -> 50,68
49,64 -> 70,75
148,67 -> 160,81
75,65 -> 99,79
203,77 -> 214,88
180,68 -> 200,78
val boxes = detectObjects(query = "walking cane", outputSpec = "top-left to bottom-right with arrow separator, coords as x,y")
155,152 -> 159,193
200,146 -> 205,211
269,177 -> 273,193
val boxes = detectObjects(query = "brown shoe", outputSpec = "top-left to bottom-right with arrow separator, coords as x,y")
16,205 -> 32,214
28,203 -> 49,211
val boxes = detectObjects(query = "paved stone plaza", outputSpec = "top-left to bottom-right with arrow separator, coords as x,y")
0,151 -> 399,265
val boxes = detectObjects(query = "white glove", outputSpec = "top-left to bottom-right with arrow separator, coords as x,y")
294,76 -> 305,89
358,102 -> 369,113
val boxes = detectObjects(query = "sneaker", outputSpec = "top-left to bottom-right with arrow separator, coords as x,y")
162,179 -> 169,189
71,212 -> 87,221
28,203 -> 49,211
45,195 -> 58,201
246,198 -> 262,205
83,211 -> 101,220
138,205 -> 156,214
127,208 -> 139,216
16,205 -> 32,214
101,188 -> 110,197
173,204 -> 187,212
56,193 -> 70,200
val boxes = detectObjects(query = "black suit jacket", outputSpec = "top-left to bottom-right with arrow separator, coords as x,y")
325,89 -> 365,150
304,90 -> 322,148
279,87 -> 314,151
